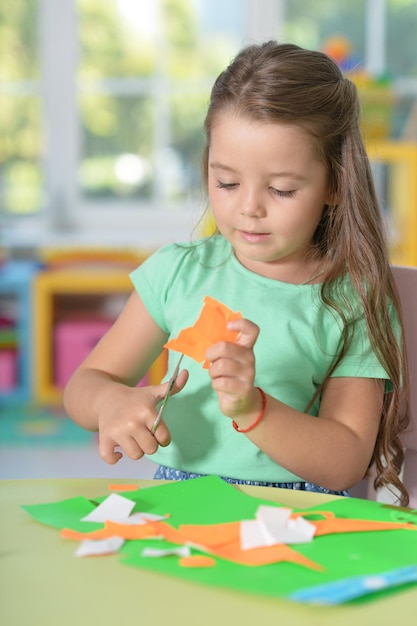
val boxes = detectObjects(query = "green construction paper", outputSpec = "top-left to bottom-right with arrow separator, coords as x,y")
123,474 -> 279,522
21,496 -> 101,531
21,476 -> 417,604
20,476 -> 259,533
95,475 -> 271,523
117,480 -> 417,602
301,495 -> 417,524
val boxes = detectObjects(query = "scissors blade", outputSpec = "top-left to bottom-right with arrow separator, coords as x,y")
151,354 -> 184,434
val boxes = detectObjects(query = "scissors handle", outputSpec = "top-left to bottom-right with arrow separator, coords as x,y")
150,354 -> 183,434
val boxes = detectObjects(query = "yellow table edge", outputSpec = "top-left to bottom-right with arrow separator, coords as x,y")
1,478 -> 415,626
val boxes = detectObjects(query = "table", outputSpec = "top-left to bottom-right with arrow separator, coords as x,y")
1,478 -> 415,626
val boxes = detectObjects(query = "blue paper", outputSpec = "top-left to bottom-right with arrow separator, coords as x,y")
291,565 -> 417,604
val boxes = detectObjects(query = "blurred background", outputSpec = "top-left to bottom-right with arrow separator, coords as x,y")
0,0 -> 416,480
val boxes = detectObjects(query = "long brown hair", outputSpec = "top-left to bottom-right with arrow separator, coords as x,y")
202,41 -> 410,505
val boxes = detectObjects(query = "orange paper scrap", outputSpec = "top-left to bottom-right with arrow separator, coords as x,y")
293,511 -> 417,537
108,484 -> 139,492
179,555 -> 217,568
152,520 -> 323,570
164,296 -> 242,368
61,520 -> 161,541
179,521 -> 241,549
212,538 -> 324,570
61,500 -> 417,573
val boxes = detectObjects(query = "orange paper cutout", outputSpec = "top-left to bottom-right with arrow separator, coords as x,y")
61,528 -> 103,541
178,521 -> 241,548
293,510 -> 417,537
105,521 -> 161,540
108,484 -> 139,492
211,538 -> 324,570
179,555 -> 217,568
148,520 -> 187,544
154,520 -> 322,570
61,521 -> 160,541
61,500 -> 417,573
164,296 -> 242,368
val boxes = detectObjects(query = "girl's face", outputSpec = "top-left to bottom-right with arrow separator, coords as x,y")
207,114 -> 332,281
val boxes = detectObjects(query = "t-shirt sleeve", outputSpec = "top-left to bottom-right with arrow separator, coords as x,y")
129,245 -> 177,333
331,304 -> 401,385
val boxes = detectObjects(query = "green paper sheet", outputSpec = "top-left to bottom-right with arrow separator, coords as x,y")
21,475 -> 417,604
22,496 -> 102,531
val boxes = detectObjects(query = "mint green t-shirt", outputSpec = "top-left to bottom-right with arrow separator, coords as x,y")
130,236 -> 391,483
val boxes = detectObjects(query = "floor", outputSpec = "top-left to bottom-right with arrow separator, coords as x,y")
0,403 -> 157,480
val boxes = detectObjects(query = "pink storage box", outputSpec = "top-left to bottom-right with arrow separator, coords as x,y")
54,319 -> 150,389
0,349 -> 17,390
54,319 -> 113,388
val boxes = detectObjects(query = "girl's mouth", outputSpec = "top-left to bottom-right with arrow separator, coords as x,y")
239,230 -> 270,243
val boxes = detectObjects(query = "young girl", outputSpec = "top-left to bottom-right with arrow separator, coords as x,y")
64,41 -> 410,506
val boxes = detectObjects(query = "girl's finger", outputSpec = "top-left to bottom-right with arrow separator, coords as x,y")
153,421 -> 172,447
170,369 -> 189,395
226,318 -> 260,348
99,436 -> 123,465
153,368 -> 189,404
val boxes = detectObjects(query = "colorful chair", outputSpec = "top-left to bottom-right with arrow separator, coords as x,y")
350,265 -> 417,508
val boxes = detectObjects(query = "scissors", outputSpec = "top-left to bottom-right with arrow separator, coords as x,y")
150,354 -> 184,435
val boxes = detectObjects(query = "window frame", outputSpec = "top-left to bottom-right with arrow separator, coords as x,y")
2,0 -> 417,251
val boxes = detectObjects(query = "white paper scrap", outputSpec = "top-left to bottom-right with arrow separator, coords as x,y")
75,536 -> 125,557
142,546 -> 191,558
287,515 -> 316,541
257,506 -> 292,543
256,505 -> 291,526
240,519 -> 269,550
81,493 -> 136,523
121,512 -> 166,525
258,505 -> 315,543
240,505 -> 316,549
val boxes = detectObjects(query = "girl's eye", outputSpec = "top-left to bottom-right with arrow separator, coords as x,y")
216,181 -> 238,190
271,188 -> 296,198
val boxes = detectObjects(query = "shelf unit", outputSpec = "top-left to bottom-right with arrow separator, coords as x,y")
33,266 -> 166,404
367,141 -> 417,266
0,260 -> 39,405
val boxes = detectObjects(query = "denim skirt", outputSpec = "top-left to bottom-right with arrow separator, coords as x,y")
154,465 -> 350,497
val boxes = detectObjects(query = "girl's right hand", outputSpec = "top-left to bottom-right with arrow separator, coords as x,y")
97,369 -> 188,464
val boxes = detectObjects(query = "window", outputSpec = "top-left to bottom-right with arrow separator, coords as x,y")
0,0 -> 42,218
1,0 -> 416,250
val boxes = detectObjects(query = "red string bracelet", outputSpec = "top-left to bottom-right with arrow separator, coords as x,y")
232,387 -> 267,433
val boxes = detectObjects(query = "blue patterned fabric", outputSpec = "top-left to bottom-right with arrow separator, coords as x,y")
154,465 -> 350,497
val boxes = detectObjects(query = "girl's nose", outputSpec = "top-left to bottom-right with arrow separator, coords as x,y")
240,192 -> 265,217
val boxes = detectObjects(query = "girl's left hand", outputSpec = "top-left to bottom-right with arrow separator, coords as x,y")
206,318 -> 260,419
